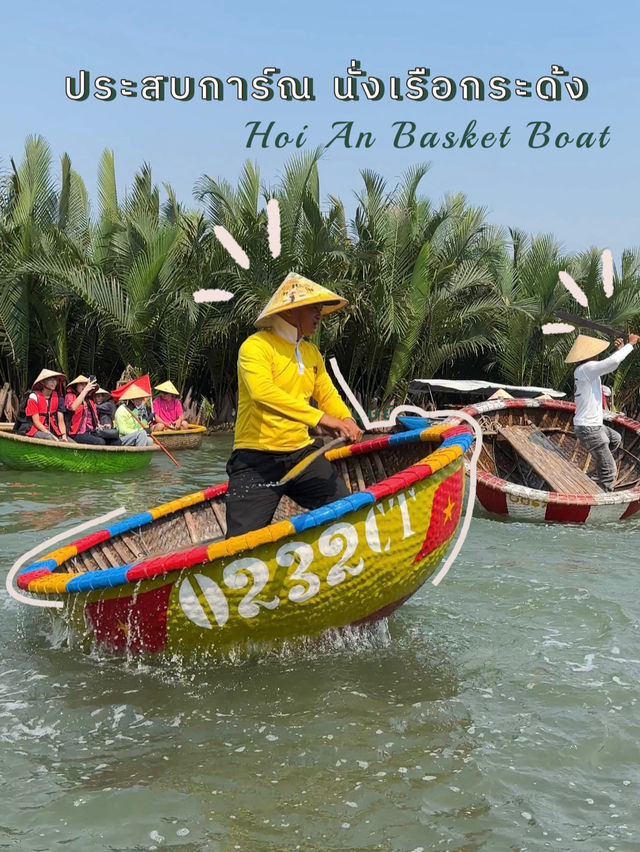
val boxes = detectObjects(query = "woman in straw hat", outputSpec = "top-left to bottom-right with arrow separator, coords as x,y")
13,369 -> 68,441
153,380 -> 189,431
225,272 -> 363,538
566,331 -> 638,491
113,383 -> 154,447
64,375 -> 113,445
95,387 -> 116,428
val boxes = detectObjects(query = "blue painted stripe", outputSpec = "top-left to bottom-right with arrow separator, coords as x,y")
388,430 -> 423,446
442,434 -> 474,452
106,512 -> 154,537
397,415 -> 430,431
290,491 -> 375,533
19,559 -> 57,574
344,491 -> 376,512
66,565 -> 133,593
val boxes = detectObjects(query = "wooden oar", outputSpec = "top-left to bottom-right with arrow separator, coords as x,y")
555,310 -> 626,340
276,437 -> 345,486
129,410 -> 181,467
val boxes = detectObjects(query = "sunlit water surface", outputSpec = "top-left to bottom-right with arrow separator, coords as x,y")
1,436 -> 640,851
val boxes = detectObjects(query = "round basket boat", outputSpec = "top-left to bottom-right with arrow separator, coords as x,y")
154,424 -> 206,451
459,398 -> 640,524
0,430 -> 157,473
15,423 -> 473,657
0,422 -> 14,432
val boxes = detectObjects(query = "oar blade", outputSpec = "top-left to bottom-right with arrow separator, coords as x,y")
277,437 -> 345,486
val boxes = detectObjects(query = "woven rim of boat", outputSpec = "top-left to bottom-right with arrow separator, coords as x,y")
156,425 -> 206,437
0,431 -> 157,452
459,397 -> 640,506
17,423 -> 473,596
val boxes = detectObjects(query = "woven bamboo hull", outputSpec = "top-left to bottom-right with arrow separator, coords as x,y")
0,422 -> 13,432
154,425 -> 205,450
460,398 -> 640,524
0,431 -> 155,473
17,424 -> 473,656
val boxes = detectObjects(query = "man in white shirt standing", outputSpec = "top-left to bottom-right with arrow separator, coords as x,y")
566,332 -> 638,491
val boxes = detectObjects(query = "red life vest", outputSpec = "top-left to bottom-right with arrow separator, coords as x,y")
66,393 -> 99,436
24,391 -> 62,437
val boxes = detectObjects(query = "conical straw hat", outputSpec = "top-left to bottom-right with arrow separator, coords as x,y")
116,382 -> 151,401
154,380 -> 180,396
255,273 -> 347,328
95,387 -> 111,397
564,334 -> 609,364
32,368 -> 67,389
488,388 -> 513,400
67,375 -> 90,388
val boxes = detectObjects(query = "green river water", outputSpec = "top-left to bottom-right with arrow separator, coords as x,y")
1,436 -> 639,851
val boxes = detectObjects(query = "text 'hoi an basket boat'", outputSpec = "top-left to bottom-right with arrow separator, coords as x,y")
15,424 -> 473,656
154,424 -> 206,451
0,430 -> 156,473
462,397 -> 640,524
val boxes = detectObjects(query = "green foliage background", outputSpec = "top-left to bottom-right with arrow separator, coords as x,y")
2,137 -> 640,416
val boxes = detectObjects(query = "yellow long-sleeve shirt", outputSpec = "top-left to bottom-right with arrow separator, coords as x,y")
233,326 -> 352,452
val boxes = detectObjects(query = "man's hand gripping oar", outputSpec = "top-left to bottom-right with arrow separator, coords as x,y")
276,415 -> 363,486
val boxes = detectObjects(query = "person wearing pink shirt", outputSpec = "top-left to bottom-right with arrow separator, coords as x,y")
152,381 -> 189,430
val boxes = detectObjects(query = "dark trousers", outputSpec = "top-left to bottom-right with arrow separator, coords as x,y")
225,443 -> 350,538
70,432 -> 106,445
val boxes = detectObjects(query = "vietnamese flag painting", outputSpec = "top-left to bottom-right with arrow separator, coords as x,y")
413,467 -> 464,563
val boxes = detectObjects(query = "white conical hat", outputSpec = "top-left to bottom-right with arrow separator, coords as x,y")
255,273 -> 347,328
564,334 -> 609,364
117,383 -> 151,401
488,388 -> 513,400
32,368 -> 66,389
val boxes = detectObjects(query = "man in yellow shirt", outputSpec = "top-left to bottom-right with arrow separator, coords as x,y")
225,273 -> 363,538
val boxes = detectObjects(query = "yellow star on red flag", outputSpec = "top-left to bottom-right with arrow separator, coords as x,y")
413,467 -> 463,563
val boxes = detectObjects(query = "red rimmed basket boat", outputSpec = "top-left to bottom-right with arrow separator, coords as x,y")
460,398 -> 640,524
14,424 -> 473,657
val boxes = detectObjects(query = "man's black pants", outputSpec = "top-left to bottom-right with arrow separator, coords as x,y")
225,442 -> 350,538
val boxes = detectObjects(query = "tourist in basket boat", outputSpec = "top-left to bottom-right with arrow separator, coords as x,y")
225,272 -> 363,538
64,375 -> 121,445
13,368 -> 68,441
113,383 -> 155,447
566,332 -> 639,491
95,387 -> 116,427
153,380 -> 189,431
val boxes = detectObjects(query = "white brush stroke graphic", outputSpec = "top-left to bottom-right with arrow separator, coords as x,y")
267,198 -> 281,258
193,289 -> 235,303
541,322 -> 575,334
544,249 -> 615,335
558,270 -> 588,307
195,198 -> 282,303
213,225 -> 250,269
602,249 -> 614,298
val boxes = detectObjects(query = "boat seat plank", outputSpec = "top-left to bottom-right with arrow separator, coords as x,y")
183,509 -> 200,544
210,501 -> 227,536
111,539 -> 136,565
121,532 -> 146,559
338,460 -> 352,492
496,424 -> 602,495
